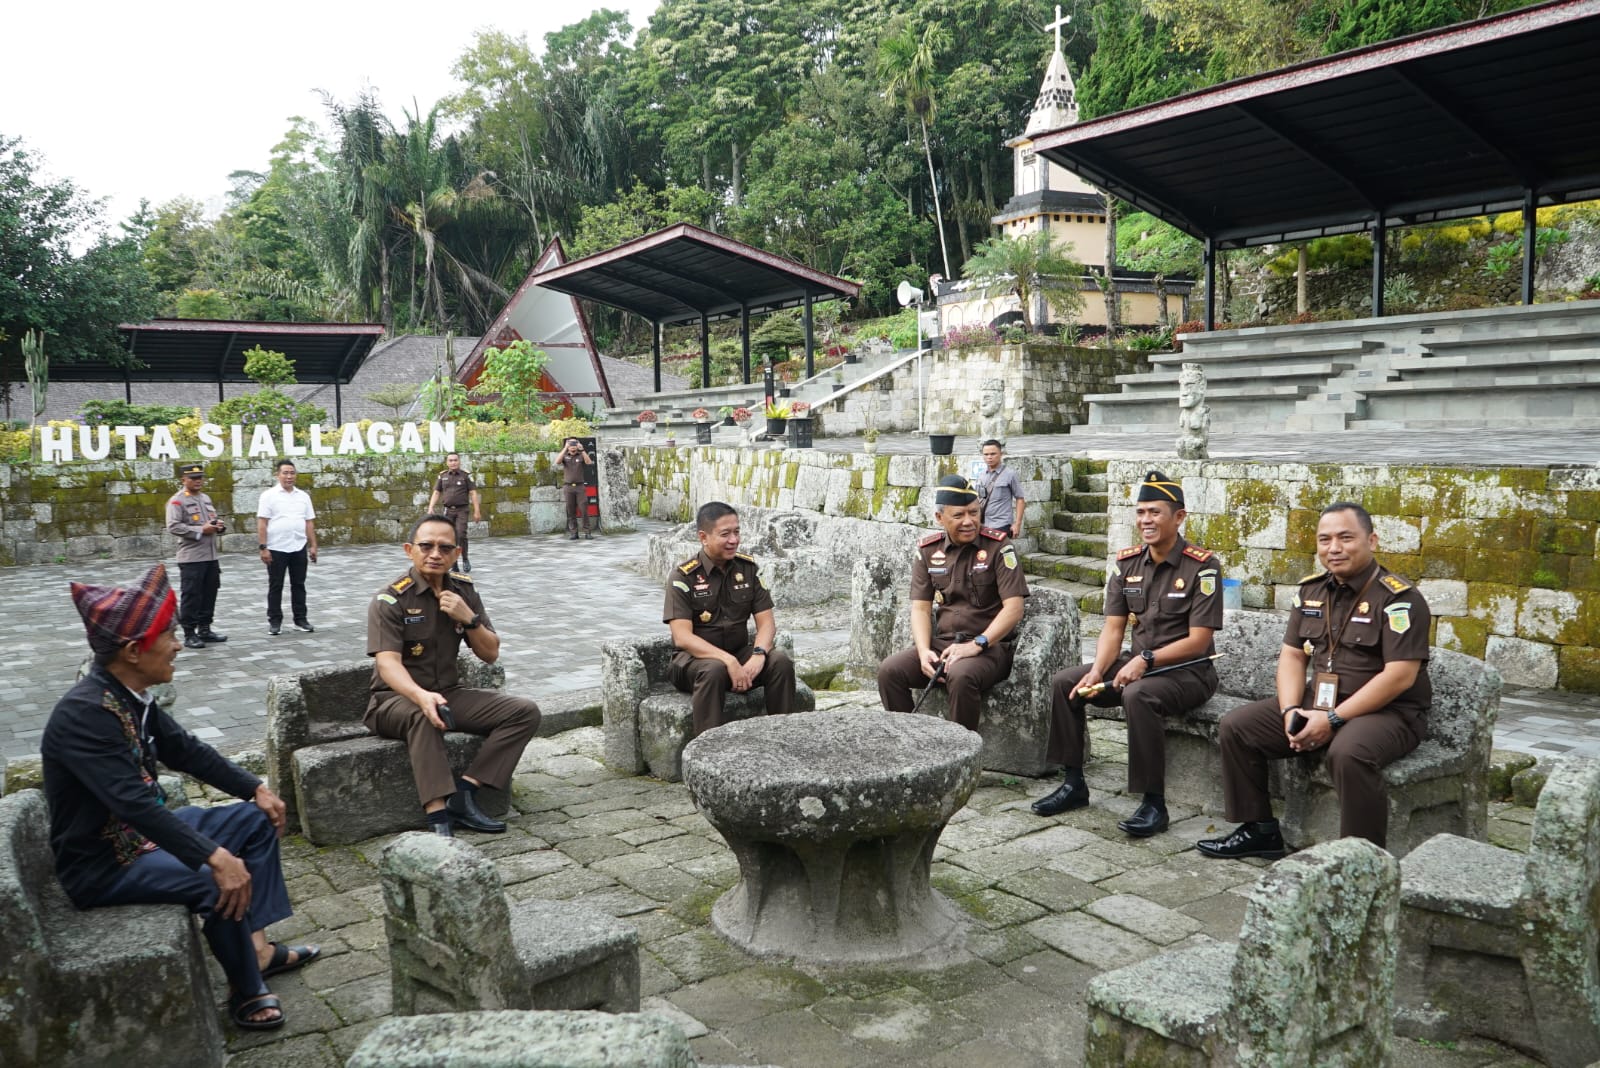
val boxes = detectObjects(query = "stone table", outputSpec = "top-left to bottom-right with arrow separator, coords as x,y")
681,710 -> 983,965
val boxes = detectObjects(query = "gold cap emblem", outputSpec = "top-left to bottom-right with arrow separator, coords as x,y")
699,611 -> 712,623
410,643 -> 424,657
1302,640 -> 1314,656
734,572 -> 744,583
1358,601 -> 1369,614
1174,578 -> 1185,590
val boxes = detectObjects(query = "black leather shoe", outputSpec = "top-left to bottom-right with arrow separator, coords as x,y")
293,620 -> 315,632
1196,822 -> 1286,860
268,624 -> 281,635
429,819 -> 455,838
583,533 -> 593,540
183,631 -> 205,649
446,789 -> 506,834
198,628 -> 228,643
459,558 -> 472,573
1031,780 -> 1089,816
1118,800 -> 1169,838
569,532 -> 579,540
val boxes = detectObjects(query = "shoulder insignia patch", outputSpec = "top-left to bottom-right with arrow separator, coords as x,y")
1182,545 -> 1213,562
390,575 -> 414,594
1298,571 -> 1326,585
918,532 -> 944,547
376,593 -> 397,605
678,558 -> 700,573
1117,546 -> 1144,560
980,527 -> 1008,541
450,570 -> 474,584
1380,573 -> 1413,594
169,499 -> 181,507
734,552 -> 758,565
672,580 -> 690,593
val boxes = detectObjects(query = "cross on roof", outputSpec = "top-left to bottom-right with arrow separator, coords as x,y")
1047,5 -> 1071,54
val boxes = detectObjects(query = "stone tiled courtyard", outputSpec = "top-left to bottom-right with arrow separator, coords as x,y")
219,704 -> 1548,1067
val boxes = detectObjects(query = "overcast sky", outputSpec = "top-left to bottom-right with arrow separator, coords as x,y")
6,0 -> 661,231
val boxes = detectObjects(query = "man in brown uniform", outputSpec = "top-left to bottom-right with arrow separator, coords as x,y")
365,514 -> 540,837
1033,471 -> 1222,838
166,462 -> 228,650
558,437 -> 594,540
877,474 -> 1030,730
664,501 -> 796,734
1197,502 -> 1431,856
427,453 -> 482,572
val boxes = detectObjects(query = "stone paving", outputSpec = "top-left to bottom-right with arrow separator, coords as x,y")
212,709 -> 1547,1067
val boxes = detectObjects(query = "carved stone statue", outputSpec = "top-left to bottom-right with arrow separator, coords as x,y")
978,378 -> 1006,442
1176,362 -> 1211,460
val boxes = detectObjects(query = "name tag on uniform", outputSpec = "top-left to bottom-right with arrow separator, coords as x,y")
1300,607 -> 1323,618
404,614 -> 426,624
972,563 -> 989,572
1350,616 -> 1372,624
928,567 -> 948,575
1166,592 -> 1188,599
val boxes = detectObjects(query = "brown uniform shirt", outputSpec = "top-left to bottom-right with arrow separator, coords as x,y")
1104,535 -> 1223,656
366,566 -> 491,696
1286,562 -> 1432,725
910,528 -> 1030,642
433,470 -> 475,509
560,453 -> 588,485
663,551 -> 773,655
166,488 -> 220,563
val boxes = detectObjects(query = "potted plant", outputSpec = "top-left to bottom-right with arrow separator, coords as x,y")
637,409 -> 657,435
692,407 -> 713,445
662,418 -> 675,447
787,401 -> 813,449
862,426 -> 880,456
718,405 -> 737,427
764,401 -> 790,437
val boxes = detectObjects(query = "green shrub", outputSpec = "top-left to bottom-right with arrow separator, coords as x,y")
209,389 -> 326,430
80,400 -> 194,425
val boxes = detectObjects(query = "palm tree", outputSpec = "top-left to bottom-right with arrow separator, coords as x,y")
877,21 -> 953,280
961,231 -> 1086,332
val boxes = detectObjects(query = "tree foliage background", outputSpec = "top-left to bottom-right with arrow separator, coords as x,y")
2,0 -> 1539,370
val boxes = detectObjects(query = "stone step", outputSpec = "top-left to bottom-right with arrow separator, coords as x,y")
1039,528 -> 1106,557
1022,551 -> 1108,587
1063,490 -> 1107,513
1052,511 -> 1108,535
1081,471 -> 1108,493
1023,575 -> 1105,619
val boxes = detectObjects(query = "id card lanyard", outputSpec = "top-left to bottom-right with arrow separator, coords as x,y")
1316,567 -> 1380,707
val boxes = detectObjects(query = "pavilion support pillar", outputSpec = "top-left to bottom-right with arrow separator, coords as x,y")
1371,214 -> 1387,318
652,320 -> 662,395
1521,189 -> 1537,305
803,293 -> 815,379
700,314 -> 711,391
334,383 -> 342,426
1202,238 -> 1216,330
740,304 -> 751,384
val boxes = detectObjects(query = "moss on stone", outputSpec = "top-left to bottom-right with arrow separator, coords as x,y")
1557,645 -> 1600,693
1497,467 -> 1547,492
1534,518 -> 1594,556
1438,615 -> 1489,658
1566,490 -> 1600,522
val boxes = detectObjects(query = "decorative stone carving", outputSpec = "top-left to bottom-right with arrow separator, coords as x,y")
978,378 -> 1006,443
1176,361 -> 1210,460
682,711 -> 982,964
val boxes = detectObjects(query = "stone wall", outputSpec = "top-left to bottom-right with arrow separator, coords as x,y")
613,444 -> 1074,534
0,453 -> 581,566
811,344 -> 1146,437
1105,459 -> 1600,692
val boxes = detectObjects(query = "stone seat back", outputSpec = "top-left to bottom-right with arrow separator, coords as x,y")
1088,608 -> 1499,856
1396,756 -> 1600,1067
850,551 -> 1081,778
1085,837 -> 1400,1066
265,657 -> 510,845
601,633 -> 815,781
380,832 -> 639,1017
0,789 -> 223,1067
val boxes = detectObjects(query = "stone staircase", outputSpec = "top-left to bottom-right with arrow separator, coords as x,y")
1022,459 -> 1109,618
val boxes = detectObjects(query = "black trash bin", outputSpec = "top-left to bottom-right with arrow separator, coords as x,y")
695,423 -> 713,445
928,433 -> 955,455
787,417 -> 813,449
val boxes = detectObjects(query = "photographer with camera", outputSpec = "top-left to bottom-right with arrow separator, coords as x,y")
166,462 -> 229,650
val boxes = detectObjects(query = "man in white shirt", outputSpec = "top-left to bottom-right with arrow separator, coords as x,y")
255,459 -> 318,636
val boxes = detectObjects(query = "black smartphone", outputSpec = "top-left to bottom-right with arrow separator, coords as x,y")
437,703 -> 455,730
1288,710 -> 1308,735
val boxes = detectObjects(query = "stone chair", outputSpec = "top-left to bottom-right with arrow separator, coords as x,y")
380,832 -> 639,1016
265,657 -> 512,846
600,632 -> 816,781
1395,756 -> 1600,1067
1089,608 -> 1500,857
850,554 -> 1080,777
1084,837 -> 1400,1066
0,789 -> 224,1068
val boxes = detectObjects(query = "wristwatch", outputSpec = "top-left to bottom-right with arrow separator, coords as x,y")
258,543 -> 268,551
462,613 -> 481,630
1141,649 -> 1156,666
973,634 -> 990,651
1325,709 -> 1346,730
751,646 -> 768,657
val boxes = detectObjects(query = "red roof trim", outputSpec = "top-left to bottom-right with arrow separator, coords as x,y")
119,319 -> 386,336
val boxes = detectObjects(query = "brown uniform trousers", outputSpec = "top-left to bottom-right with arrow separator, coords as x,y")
668,645 -> 796,735
442,506 -> 471,559
1218,695 -> 1420,847
878,636 -> 1016,730
562,483 -> 591,533
1047,653 -> 1217,794
366,688 -> 540,806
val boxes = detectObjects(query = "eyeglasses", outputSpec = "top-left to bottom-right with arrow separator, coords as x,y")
412,541 -> 458,555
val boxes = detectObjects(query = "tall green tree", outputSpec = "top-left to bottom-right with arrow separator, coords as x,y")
877,19 -> 953,279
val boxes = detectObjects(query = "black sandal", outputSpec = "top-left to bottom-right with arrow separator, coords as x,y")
229,991 -> 284,1031
261,941 -> 321,978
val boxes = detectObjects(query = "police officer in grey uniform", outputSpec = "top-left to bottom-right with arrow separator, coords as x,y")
166,462 -> 228,650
